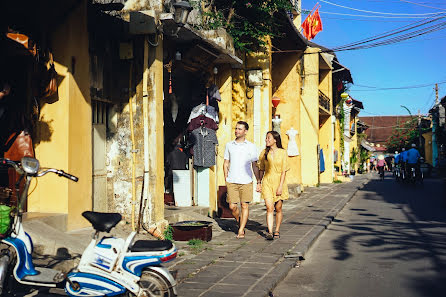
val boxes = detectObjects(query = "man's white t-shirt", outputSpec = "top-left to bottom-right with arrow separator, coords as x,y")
224,140 -> 259,184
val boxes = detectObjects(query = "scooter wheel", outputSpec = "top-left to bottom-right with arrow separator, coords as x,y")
136,270 -> 176,297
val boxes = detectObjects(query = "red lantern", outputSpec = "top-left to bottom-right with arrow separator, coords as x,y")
272,96 -> 281,108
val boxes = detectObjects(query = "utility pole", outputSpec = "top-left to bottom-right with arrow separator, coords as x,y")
418,109 -> 422,153
432,84 -> 439,167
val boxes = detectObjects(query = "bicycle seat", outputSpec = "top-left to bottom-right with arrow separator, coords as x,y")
130,240 -> 173,252
82,211 -> 122,233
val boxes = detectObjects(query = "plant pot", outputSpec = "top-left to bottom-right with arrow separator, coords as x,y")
170,221 -> 212,242
350,170 -> 356,176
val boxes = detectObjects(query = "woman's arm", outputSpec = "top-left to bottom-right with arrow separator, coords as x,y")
276,170 -> 286,196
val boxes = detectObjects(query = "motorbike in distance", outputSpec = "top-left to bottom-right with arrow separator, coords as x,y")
0,157 -> 178,296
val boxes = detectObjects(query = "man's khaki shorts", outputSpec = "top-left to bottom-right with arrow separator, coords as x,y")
226,182 -> 253,204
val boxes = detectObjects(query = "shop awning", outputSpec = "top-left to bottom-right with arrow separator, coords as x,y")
161,16 -> 243,68
361,139 -> 375,152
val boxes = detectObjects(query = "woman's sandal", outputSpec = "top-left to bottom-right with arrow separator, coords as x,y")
273,232 -> 280,239
266,233 -> 274,241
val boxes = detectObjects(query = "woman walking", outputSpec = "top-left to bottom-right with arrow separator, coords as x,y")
257,131 -> 289,240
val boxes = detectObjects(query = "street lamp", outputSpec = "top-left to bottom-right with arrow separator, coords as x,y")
400,105 -> 413,118
173,1 -> 193,26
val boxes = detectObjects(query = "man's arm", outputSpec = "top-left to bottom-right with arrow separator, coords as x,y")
252,161 -> 261,183
223,159 -> 230,182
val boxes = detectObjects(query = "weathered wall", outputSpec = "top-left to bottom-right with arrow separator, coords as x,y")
272,53 -> 302,187
32,0 -> 92,230
300,47 -> 319,186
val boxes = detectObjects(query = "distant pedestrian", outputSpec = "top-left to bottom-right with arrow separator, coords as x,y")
258,131 -> 289,240
223,121 -> 261,239
370,156 -> 376,171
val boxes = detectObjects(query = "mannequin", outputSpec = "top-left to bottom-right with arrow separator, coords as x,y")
286,127 -> 299,156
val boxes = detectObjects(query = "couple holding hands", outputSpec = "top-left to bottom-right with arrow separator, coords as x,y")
223,121 -> 289,240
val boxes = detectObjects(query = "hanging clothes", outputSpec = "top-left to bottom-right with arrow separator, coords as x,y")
187,103 -> 219,124
189,127 -> 218,167
187,114 -> 218,132
207,84 -> 221,103
286,128 -> 299,156
319,148 -> 325,173
333,149 -> 338,163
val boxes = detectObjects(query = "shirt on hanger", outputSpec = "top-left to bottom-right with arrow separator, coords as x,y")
189,127 -> 218,168
187,114 -> 218,132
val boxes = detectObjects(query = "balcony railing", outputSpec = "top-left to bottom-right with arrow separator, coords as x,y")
319,90 -> 331,113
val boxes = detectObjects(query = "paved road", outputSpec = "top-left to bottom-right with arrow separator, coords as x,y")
273,174 -> 446,297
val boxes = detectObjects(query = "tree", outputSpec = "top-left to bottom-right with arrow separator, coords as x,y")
199,0 -> 292,52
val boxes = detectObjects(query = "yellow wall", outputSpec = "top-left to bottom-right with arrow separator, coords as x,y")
333,118 -> 342,175
300,47 -> 319,186
272,53 -> 302,186
318,67 -> 333,183
214,64 -> 233,213
423,131 -> 433,165
32,0 -> 92,230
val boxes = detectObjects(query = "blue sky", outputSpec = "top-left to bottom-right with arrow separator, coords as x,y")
301,0 -> 446,116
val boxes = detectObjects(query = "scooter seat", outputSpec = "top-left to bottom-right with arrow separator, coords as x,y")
130,240 -> 173,252
82,211 -> 122,233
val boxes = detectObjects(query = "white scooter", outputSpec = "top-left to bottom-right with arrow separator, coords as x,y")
0,157 -> 177,296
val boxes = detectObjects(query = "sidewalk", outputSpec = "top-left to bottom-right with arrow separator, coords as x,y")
165,173 -> 371,297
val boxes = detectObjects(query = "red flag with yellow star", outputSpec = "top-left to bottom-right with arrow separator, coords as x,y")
310,8 -> 323,39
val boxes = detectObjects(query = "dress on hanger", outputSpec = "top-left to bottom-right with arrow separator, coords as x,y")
286,128 -> 299,156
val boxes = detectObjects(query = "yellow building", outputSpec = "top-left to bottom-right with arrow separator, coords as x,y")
2,1 -> 358,233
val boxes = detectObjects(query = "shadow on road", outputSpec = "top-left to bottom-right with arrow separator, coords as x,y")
329,174 -> 446,296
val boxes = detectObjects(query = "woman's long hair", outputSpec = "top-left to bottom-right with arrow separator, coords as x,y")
264,131 -> 283,161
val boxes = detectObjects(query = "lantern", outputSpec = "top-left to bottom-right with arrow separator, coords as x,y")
272,96 -> 281,108
173,1 -> 193,26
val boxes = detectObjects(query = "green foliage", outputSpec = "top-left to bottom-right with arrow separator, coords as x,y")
385,118 -> 420,152
350,147 -> 358,169
187,239 -> 206,254
199,0 -> 293,52
163,225 -> 174,241
333,179 -> 343,184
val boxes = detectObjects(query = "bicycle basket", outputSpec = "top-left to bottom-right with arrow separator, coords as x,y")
0,187 -> 13,236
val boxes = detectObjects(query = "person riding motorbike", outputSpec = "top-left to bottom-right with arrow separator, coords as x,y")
376,155 -> 387,180
400,148 -> 407,178
406,143 -> 421,180
393,151 -> 400,178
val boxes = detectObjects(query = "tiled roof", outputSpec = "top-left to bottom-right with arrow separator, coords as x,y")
359,116 -> 413,145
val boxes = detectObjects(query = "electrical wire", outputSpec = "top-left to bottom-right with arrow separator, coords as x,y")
331,15 -> 446,51
331,21 -> 446,51
351,80 -> 446,91
399,0 -> 446,11
303,10 -> 440,19
319,0 -> 445,15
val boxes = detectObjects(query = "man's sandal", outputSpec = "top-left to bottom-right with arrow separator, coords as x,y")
266,233 -> 274,241
273,232 -> 280,239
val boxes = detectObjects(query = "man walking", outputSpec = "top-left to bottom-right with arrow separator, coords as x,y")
224,121 -> 261,239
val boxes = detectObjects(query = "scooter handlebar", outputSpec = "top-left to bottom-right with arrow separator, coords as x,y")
57,170 -> 79,182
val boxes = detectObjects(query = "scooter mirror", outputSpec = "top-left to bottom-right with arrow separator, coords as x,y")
21,157 -> 40,175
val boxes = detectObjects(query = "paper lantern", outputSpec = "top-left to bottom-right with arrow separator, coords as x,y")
272,96 -> 281,108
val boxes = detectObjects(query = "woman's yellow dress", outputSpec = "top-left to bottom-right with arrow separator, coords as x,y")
259,148 -> 290,202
